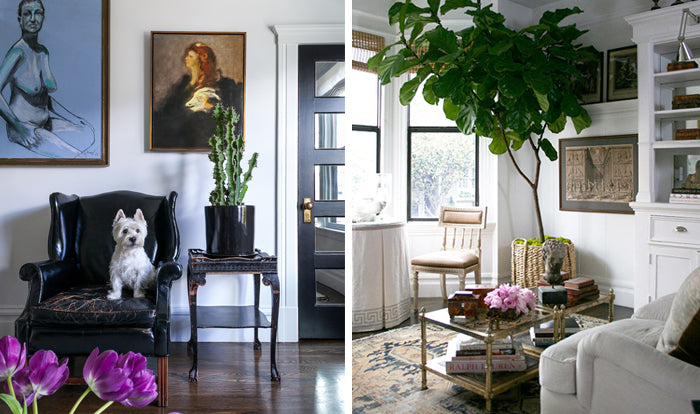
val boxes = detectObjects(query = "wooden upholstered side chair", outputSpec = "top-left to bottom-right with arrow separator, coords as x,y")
410,206 -> 487,311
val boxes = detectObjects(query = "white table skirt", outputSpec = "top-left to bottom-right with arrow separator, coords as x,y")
352,221 -> 411,332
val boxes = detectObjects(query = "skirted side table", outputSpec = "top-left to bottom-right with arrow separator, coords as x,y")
187,249 -> 280,382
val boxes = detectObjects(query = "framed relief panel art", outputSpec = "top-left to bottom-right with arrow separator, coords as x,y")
0,0 -> 109,165
607,46 -> 637,102
150,32 -> 246,151
559,135 -> 638,214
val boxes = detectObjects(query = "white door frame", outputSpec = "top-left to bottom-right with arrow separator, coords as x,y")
273,24 -> 344,342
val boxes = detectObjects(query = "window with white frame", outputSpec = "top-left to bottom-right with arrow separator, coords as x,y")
408,80 -> 478,220
350,31 -> 382,206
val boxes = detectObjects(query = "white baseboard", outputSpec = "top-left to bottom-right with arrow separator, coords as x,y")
0,307 -> 20,338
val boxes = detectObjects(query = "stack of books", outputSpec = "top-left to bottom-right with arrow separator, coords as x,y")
674,128 -> 700,140
529,318 -> 581,347
564,277 -> 599,305
669,188 -> 700,204
672,94 -> 700,109
443,335 -> 527,374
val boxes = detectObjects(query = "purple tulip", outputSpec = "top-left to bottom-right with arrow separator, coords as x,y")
121,368 -> 158,407
0,336 -> 26,381
26,350 -> 69,398
116,351 -> 158,407
5,368 -> 35,406
83,348 -> 133,402
5,350 -> 68,406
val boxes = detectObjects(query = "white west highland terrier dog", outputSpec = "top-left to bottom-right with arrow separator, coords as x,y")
108,208 -> 156,300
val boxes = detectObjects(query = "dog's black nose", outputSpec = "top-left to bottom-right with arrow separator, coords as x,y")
129,236 -> 137,244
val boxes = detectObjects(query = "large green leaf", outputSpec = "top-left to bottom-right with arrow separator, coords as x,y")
422,75 -> 439,104
534,90 -> 550,112
428,0 -> 440,13
523,71 -> 552,95
367,44 -> 391,72
376,55 -> 405,84
432,68 -> 461,98
561,92 -> 582,117
443,98 -> 460,120
488,132 -> 508,155
424,26 -> 458,53
456,105 -> 477,134
540,7 -> 582,27
539,138 -> 558,161
400,76 -> 423,105
508,131 -> 525,150
440,0 -> 479,14
499,75 -> 527,99
474,108 -> 495,136
489,39 -> 513,55
548,112 -> 567,133
0,394 -> 24,414
572,110 -> 592,134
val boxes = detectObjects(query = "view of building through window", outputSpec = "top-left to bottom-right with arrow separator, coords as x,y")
408,80 -> 478,220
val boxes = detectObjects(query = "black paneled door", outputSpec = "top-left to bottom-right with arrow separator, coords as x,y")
298,44 -> 345,339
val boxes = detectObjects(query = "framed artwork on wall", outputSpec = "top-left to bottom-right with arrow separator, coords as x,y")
577,51 -> 603,105
150,32 -> 246,151
607,46 -> 638,102
559,135 -> 638,214
0,0 -> 109,166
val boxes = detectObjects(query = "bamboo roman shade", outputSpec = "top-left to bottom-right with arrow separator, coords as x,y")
353,30 -> 385,73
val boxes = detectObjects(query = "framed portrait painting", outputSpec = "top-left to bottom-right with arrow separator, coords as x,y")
0,0 -> 109,165
150,32 -> 246,151
559,135 -> 638,214
607,46 -> 637,102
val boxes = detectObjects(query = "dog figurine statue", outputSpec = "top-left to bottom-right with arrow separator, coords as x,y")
108,208 -> 156,300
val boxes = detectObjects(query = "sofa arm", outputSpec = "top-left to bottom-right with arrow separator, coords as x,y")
19,259 -> 78,304
576,330 -> 700,414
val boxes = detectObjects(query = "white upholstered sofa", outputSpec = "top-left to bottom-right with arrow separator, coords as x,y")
539,269 -> 700,414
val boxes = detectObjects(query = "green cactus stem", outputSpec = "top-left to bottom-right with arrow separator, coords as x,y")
208,104 -> 259,206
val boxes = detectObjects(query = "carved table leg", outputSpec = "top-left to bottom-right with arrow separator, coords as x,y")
264,273 -> 281,381
254,273 -> 261,351
188,269 -> 202,382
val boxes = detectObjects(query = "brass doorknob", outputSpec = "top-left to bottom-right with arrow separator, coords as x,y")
302,197 -> 313,223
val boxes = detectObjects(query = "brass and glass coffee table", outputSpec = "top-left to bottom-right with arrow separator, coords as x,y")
419,289 -> 614,412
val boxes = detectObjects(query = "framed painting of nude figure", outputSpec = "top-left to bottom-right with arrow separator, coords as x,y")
0,0 -> 109,165
150,32 -> 246,151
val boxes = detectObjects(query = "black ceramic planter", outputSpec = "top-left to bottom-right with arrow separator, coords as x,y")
205,205 -> 255,256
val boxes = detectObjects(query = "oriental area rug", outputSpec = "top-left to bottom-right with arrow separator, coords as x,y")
352,314 -> 606,414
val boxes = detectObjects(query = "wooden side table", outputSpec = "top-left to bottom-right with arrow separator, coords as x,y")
187,248 -> 280,382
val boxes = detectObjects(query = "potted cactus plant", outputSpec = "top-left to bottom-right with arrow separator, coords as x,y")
205,104 -> 259,256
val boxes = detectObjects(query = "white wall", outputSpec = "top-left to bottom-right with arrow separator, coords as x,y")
353,0 -> 647,306
0,0 -> 343,341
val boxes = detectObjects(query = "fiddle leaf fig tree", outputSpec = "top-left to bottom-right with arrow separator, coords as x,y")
368,0 -> 596,241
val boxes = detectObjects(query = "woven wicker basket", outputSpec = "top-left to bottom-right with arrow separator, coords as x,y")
510,239 -> 576,288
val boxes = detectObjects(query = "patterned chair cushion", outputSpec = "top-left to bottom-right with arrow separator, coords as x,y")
30,286 -> 156,327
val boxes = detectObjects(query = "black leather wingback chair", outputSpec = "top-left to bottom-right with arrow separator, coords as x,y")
15,191 -> 182,407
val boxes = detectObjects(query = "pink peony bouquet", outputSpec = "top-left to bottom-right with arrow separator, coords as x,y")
483,284 -> 536,316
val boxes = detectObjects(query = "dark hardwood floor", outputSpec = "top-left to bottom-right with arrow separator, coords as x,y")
1,340 -> 345,414
353,297 -> 634,340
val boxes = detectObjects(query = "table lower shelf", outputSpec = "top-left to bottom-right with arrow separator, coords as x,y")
424,353 -> 540,397
195,306 -> 271,329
